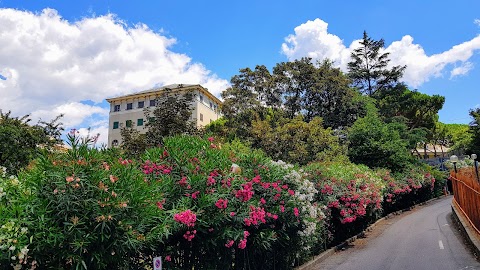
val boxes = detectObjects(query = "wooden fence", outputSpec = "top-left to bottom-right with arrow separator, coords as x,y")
450,167 -> 480,234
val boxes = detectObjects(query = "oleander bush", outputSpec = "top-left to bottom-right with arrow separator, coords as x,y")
0,134 -> 445,270
303,162 -> 384,245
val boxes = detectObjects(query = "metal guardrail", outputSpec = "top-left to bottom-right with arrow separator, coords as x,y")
450,168 -> 480,235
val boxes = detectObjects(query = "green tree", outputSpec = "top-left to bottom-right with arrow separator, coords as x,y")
273,58 -> 316,118
347,31 -> 406,97
251,114 -> 346,165
0,111 -> 63,174
143,88 -> 198,147
120,127 -> 148,157
303,60 -> 367,128
443,123 -> 471,153
347,113 -> 414,172
377,84 -> 445,130
468,108 -> 480,154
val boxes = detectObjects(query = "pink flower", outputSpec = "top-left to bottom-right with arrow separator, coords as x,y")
244,206 -> 266,226
293,207 -> 299,217
102,162 -> 110,171
252,175 -> 261,183
280,205 -> 285,213
215,198 -> 228,209
238,239 -> 247,249
272,214 -> 278,220
208,228 -> 214,232
235,182 -> 254,202
183,230 -> 197,241
174,210 -> 197,227
230,212 -> 236,217
288,189 -> 295,196
207,176 -> 216,186
156,199 -> 166,210
165,255 -> 171,262
260,198 -> 266,204
178,177 -> 188,187
208,137 -> 215,142
225,240 -> 234,248
191,191 -> 200,199
243,231 -> 250,238
110,175 -> 118,183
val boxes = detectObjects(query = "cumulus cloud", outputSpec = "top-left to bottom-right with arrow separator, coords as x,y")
282,18 -> 480,88
475,19 -> 480,27
0,8 -> 229,141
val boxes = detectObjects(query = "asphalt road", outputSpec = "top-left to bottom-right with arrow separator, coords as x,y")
313,196 -> 480,270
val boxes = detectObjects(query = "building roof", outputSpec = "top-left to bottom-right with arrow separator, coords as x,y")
413,144 -> 451,154
106,83 -> 221,105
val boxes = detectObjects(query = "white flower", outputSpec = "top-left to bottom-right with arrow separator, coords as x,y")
9,245 -> 16,251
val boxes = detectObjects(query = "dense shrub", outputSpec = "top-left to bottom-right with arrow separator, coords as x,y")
382,165 -> 444,214
0,134 -> 445,270
303,162 -> 384,245
16,134 -> 165,269
138,136 -> 325,269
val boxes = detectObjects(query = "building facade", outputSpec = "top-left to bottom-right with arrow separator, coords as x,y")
106,84 -> 222,147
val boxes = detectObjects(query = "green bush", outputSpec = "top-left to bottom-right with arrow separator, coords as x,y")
303,161 -> 384,246
17,134 -> 167,269
0,134 -> 445,269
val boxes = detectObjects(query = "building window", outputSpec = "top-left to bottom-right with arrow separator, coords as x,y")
113,121 -> 119,129
209,102 -> 213,108
126,103 -> 133,110
137,118 -> 144,126
199,95 -> 204,102
138,101 -> 144,108
148,117 -> 155,124
200,113 -> 203,122
114,105 -> 120,112
112,140 -> 119,147
126,120 -> 132,128
150,99 -> 156,107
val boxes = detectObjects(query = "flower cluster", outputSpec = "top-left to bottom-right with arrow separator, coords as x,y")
215,198 -> 228,209
244,206 -> 266,226
174,210 -> 197,227
142,160 -> 172,175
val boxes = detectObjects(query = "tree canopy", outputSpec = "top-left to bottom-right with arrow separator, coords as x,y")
347,31 -> 406,97
0,111 -> 63,174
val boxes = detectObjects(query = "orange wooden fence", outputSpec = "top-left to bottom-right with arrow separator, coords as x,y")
450,167 -> 480,234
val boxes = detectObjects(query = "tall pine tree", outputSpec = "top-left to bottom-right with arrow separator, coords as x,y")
347,31 -> 406,97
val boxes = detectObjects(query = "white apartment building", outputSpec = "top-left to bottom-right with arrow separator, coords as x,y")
106,84 -> 222,147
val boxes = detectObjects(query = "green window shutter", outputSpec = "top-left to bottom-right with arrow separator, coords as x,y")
126,120 -> 132,128
137,118 -> 144,126
113,121 -> 119,129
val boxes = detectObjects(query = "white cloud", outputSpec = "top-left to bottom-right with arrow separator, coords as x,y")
282,18 -> 480,88
281,19 -> 352,70
475,19 -> 480,27
31,102 -> 108,127
0,8 -> 229,141
450,62 -> 474,78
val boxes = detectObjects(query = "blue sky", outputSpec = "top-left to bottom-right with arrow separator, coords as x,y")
0,0 -> 479,145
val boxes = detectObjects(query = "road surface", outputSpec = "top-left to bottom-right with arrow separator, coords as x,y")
313,196 -> 480,270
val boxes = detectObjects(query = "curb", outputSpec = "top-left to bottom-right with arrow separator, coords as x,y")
295,196 -> 444,270
451,201 -> 480,257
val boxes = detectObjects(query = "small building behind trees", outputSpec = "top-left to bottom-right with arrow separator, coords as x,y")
106,84 -> 222,148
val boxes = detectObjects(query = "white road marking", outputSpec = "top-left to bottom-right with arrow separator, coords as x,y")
439,240 -> 444,249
